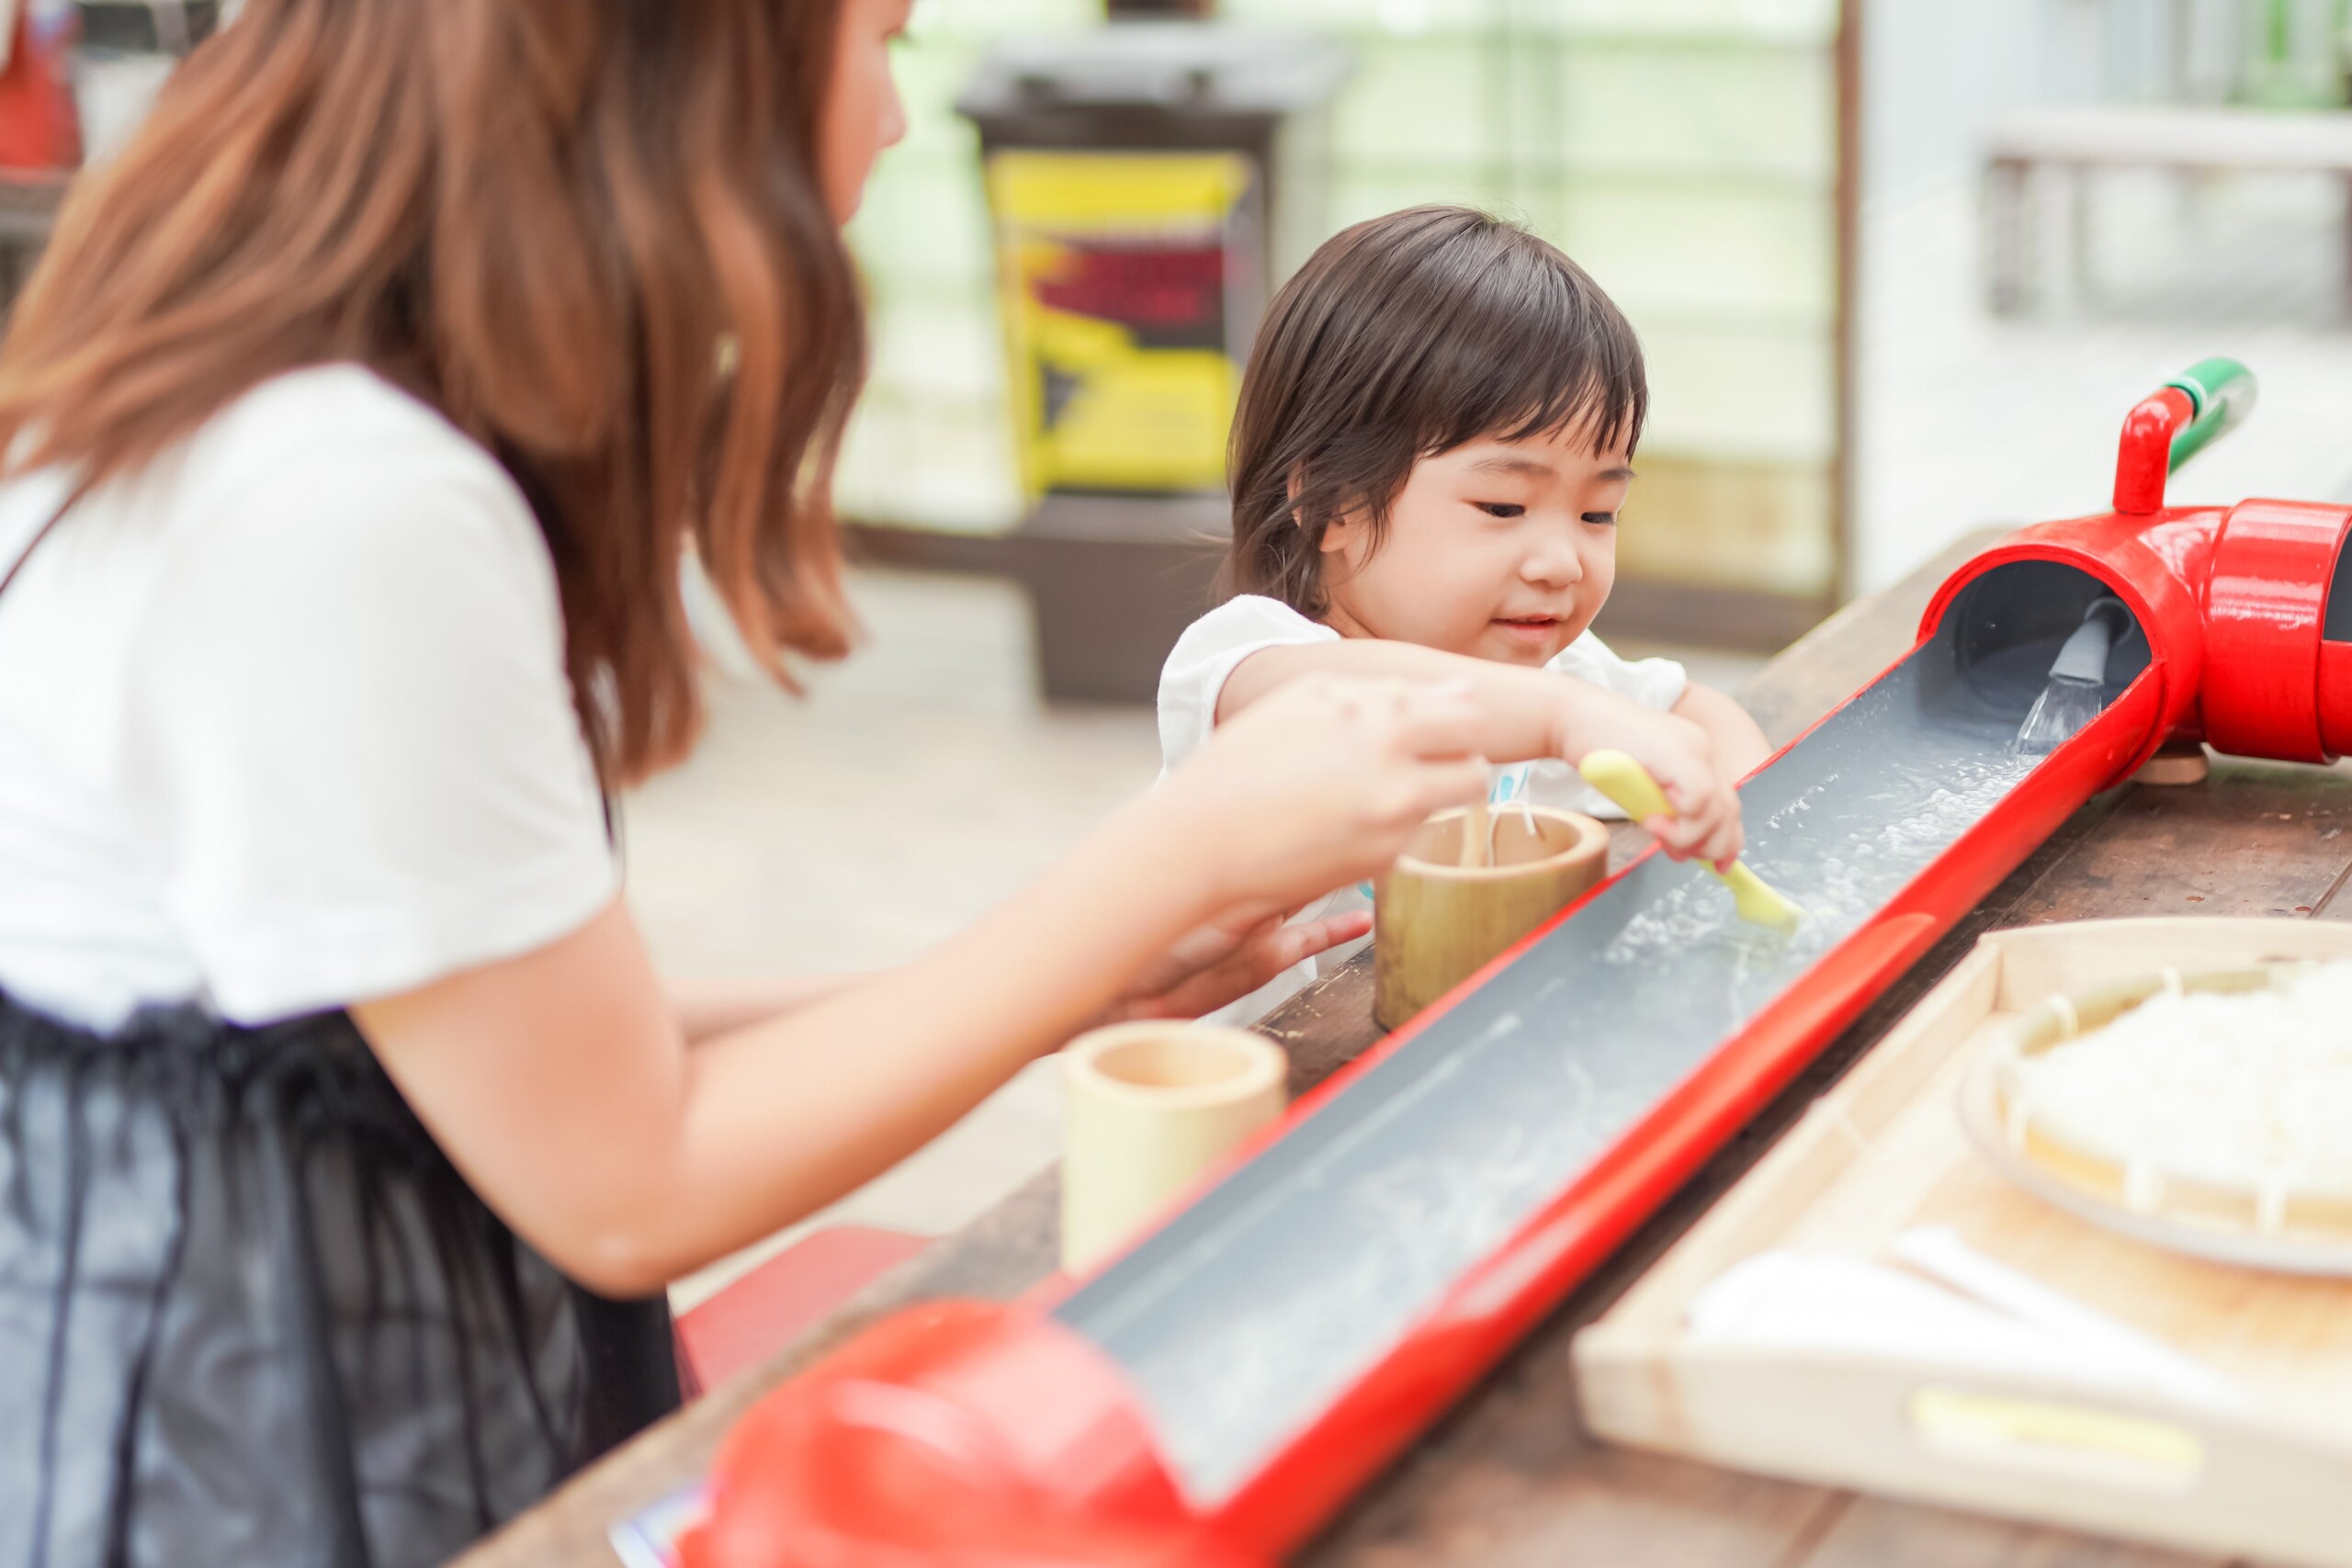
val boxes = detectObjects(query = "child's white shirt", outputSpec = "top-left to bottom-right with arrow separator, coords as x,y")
1157,594 -> 1690,1025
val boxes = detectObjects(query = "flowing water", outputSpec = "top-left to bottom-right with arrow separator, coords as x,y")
1055,645 -> 2078,1505
2012,673 -> 2109,754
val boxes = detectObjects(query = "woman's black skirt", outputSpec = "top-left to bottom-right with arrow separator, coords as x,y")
0,992 -> 679,1568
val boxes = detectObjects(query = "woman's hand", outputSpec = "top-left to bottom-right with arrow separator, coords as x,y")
1555,691 -> 1742,867
1100,901 -> 1370,1024
1157,674 -> 1490,913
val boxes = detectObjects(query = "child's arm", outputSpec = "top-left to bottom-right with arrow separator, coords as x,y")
1674,682 -> 1772,780
1218,640 -> 1742,866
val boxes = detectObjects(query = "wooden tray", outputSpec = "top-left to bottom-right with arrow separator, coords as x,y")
1574,918 -> 2352,1568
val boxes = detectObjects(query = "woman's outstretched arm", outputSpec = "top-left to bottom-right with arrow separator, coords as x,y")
356,676 -> 1486,1295
663,900 -> 1374,1043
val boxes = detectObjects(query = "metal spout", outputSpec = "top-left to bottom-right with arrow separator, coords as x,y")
2049,596 -> 2129,685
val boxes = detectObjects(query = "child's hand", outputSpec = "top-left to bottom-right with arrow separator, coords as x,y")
1158,674 -> 1490,912
1101,901 -> 1372,1024
1566,699 -> 1744,867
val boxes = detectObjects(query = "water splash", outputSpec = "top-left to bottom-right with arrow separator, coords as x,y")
2013,674 -> 2108,754
2014,596 -> 2124,753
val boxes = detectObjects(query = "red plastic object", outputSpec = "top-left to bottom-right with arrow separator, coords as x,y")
675,1225 -> 931,1393
678,1300 -> 1261,1568
2200,500 -> 2348,762
0,11 -> 79,172
2113,387 -> 2196,514
689,380 -> 2352,1563
1919,494 -> 2352,767
2322,641 -> 2352,760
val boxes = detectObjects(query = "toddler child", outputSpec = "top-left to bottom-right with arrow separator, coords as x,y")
1160,205 -> 1773,1022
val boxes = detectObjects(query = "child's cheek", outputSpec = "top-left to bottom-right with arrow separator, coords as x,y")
1577,545 -> 1617,615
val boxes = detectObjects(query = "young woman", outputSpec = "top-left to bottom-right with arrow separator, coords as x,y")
0,2 -> 1493,1563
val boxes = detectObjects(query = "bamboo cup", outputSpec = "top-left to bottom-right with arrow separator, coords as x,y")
1373,804 -> 1610,1030
1059,1022 -> 1287,1275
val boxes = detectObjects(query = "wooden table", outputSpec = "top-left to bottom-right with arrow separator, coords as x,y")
464,532 -> 2352,1568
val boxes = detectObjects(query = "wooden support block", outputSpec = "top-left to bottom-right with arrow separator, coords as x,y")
2132,741 -> 2210,786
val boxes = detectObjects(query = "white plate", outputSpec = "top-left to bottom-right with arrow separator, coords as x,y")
1955,1000 -> 2352,1278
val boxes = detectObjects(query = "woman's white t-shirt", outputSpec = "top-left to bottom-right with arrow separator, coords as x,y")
0,366 -> 616,1032
1157,593 -> 1690,1024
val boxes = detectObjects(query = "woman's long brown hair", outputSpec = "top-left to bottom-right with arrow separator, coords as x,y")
0,0 -> 864,784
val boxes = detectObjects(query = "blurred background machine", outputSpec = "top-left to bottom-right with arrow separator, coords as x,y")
950,16 -> 1347,702
8,3 -> 2352,705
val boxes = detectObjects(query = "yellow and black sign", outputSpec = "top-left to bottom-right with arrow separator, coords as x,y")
987,150 -> 1256,496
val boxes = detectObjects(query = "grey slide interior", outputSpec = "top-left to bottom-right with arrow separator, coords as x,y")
1052,560 -> 2143,1504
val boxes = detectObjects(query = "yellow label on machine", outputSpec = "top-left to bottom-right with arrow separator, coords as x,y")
987,151 -> 1255,496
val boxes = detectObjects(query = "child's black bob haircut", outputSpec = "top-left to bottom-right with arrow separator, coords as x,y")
1224,206 -> 1645,616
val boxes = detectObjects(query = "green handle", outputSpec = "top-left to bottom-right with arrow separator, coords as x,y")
2162,356 -> 2257,473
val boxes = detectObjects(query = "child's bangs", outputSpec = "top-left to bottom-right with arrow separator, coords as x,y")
1408,241 -> 1646,463
1221,206 -> 1648,615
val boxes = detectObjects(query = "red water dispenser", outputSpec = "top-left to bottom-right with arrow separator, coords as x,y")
680,359 -> 2350,1568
